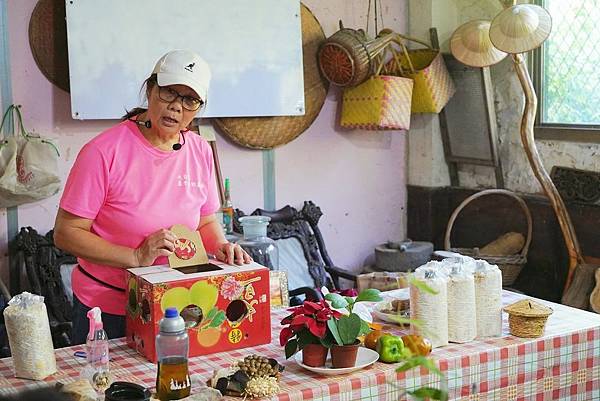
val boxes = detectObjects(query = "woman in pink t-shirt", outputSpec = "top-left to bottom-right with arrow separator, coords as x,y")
54,50 -> 251,344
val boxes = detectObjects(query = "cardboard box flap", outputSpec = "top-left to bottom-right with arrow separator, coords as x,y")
129,260 -> 268,284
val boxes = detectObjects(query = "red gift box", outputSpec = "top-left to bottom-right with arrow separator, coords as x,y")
125,261 -> 271,362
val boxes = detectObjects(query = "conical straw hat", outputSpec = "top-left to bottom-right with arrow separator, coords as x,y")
489,4 -> 552,54
450,20 -> 507,67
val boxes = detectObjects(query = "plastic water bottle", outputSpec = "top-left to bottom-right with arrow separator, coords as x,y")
156,307 -> 190,400
81,307 -> 110,392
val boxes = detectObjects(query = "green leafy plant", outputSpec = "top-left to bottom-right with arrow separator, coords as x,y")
323,288 -> 383,346
397,355 -> 448,401
324,288 -> 383,311
322,281 -> 448,400
326,313 -> 370,346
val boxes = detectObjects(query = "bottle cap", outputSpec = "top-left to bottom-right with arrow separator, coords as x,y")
87,306 -> 104,341
165,307 -> 178,318
160,308 -> 186,333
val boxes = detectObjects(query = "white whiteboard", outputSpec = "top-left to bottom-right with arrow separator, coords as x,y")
65,0 -> 304,119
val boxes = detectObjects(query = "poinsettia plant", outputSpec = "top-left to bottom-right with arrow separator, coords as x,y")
280,299 -> 342,359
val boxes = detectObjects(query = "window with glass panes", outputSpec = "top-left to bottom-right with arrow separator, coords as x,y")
534,0 -> 600,128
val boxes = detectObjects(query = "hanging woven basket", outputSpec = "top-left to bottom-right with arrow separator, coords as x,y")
213,4 -> 329,150
317,22 -> 395,88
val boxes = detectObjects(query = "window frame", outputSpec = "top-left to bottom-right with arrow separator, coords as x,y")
532,0 -> 600,143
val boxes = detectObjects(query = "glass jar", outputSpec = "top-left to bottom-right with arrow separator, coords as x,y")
237,216 -> 279,270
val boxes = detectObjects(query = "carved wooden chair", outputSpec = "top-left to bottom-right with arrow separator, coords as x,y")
234,201 -> 358,305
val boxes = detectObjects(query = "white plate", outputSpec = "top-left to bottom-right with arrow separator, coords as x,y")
294,347 -> 379,376
381,288 -> 409,300
371,300 -> 410,324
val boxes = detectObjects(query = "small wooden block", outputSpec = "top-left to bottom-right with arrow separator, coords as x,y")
168,224 -> 209,269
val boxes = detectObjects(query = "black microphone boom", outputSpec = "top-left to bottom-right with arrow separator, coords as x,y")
129,117 -> 185,151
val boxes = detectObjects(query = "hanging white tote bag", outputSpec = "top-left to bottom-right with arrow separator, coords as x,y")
0,105 -> 61,208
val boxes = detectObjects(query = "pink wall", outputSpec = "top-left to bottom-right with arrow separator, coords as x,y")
4,0 -> 408,284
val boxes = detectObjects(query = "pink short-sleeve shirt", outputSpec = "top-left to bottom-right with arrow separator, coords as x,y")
60,120 -> 220,315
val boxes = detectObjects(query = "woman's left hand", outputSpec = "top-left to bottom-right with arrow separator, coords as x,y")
215,242 -> 252,265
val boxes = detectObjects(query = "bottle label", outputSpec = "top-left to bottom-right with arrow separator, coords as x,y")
222,209 -> 234,233
87,341 -> 109,367
157,357 -> 191,400
169,375 -> 191,391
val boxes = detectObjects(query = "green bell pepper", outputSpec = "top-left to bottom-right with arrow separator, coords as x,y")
376,334 -> 407,363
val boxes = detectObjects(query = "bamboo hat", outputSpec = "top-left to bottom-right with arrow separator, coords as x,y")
450,20 -> 507,67
489,4 -> 552,54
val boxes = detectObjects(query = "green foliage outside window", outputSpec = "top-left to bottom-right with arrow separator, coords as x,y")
541,0 -> 600,125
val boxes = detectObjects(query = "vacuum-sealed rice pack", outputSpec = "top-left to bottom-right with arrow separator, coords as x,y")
4,292 -> 57,379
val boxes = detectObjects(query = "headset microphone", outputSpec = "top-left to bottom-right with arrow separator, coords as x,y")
129,118 -> 152,129
172,131 -> 186,151
130,117 -> 184,150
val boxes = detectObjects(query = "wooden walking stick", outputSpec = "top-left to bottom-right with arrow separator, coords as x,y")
511,55 -> 597,309
451,2 -> 599,310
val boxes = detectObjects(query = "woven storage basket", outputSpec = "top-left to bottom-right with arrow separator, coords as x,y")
317,22 -> 394,88
318,24 -> 373,87
444,189 -> 532,286
213,4 -> 328,150
503,299 -> 553,338
340,41 -> 414,130
394,35 -> 455,113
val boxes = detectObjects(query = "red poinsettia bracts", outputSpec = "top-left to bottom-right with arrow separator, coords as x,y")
279,299 -> 342,346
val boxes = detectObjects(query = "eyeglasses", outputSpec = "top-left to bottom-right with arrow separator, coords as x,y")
157,86 -> 205,111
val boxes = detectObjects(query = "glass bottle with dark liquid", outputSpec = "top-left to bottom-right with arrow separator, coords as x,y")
156,308 -> 190,400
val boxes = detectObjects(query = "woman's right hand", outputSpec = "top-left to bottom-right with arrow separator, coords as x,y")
133,229 -> 177,266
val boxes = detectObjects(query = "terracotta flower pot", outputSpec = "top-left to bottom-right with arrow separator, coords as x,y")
331,342 -> 360,368
302,343 -> 328,367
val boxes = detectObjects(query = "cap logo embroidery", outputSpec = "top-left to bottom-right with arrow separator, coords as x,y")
185,62 -> 195,73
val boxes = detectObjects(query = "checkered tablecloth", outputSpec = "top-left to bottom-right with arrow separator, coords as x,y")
1,291 -> 599,401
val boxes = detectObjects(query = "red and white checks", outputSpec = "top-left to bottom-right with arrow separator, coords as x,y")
1,291 -> 599,401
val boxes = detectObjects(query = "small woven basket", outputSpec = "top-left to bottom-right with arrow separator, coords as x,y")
444,189 -> 532,286
318,22 -> 395,87
503,299 -> 553,338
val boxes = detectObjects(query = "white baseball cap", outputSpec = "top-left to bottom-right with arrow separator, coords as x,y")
152,49 -> 211,102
